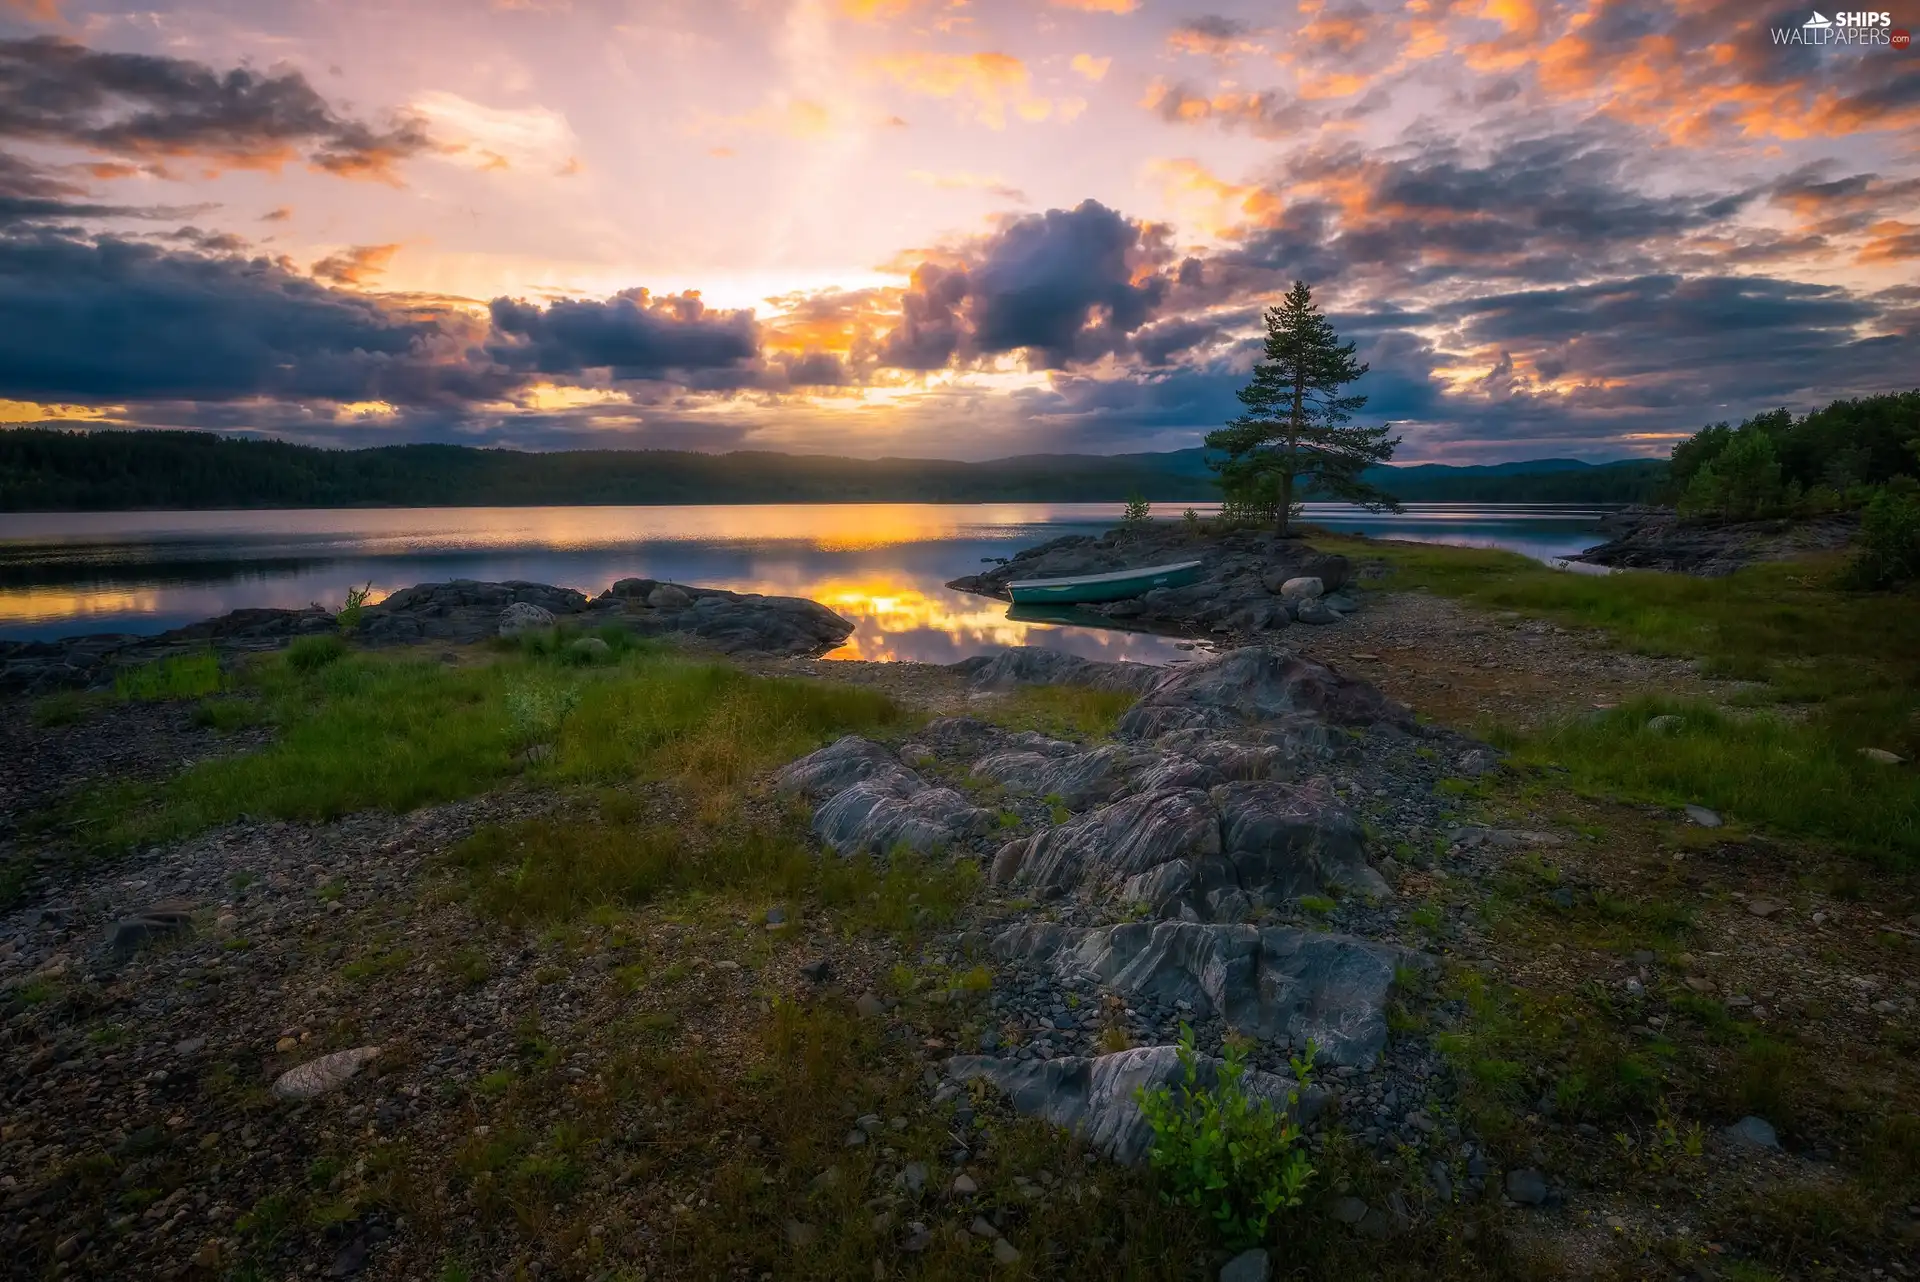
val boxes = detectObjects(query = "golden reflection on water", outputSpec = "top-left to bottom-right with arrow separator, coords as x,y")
0,586 -> 167,626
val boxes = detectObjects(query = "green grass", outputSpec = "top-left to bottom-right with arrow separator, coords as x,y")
31,689 -> 94,727
71,645 -> 907,851
1325,536 -> 1920,864
115,651 -> 224,701
1508,696 -> 1917,864
977,682 -> 1141,739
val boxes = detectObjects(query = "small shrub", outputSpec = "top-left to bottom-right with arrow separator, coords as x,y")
336,582 -> 373,633
1298,894 -> 1336,916
31,690 -> 90,727
1136,1024 -> 1317,1248
1846,479 -> 1920,589
1122,490 -> 1151,524
191,697 -> 261,732
286,634 -> 348,673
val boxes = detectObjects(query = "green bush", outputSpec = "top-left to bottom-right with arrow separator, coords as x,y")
115,651 -> 223,701
286,634 -> 348,673
336,583 -> 373,634
1122,490 -> 1151,524
1846,479 -> 1920,589
1136,1024 -> 1317,1248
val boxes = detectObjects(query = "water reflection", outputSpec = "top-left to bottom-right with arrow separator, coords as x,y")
0,502 -> 1609,660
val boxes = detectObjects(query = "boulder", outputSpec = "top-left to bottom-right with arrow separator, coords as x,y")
1117,647 -> 1411,740
1215,779 -> 1386,902
811,761 -> 996,856
497,601 -> 556,638
647,584 -> 694,609
956,646 -> 1165,694
772,735 -> 902,800
1292,599 -> 1341,625
945,1043 -> 1322,1164
272,1047 -> 382,1100
567,636 -> 612,661
1277,576 -> 1325,601
992,920 -> 1417,1067
103,902 -> 196,961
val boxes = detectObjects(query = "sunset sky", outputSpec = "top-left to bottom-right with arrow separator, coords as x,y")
0,0 -> 1914,462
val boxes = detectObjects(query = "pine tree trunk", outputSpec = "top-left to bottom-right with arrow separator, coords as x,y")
1279,366 -> 1307,537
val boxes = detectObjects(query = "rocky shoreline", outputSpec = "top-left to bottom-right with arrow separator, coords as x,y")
1572,504 -> 1860,576
948,524 -> 1364,634
0,577 -> 857,694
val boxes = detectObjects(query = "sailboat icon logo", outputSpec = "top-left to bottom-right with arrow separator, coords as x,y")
1803,10 -> 1832,26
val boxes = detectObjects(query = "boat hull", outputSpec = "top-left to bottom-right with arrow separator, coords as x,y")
1007,560 -> 1203,605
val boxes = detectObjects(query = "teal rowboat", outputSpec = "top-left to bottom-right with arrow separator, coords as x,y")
1006,559 -> 1203,605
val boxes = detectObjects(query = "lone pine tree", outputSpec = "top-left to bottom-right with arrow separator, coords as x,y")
1206,281 -> 1401,536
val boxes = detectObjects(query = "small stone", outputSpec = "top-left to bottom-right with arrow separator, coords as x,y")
271,1047 -> 381,1100
1683,804 -> 1722,828
1328,1195 -> 1368,1224
844,1130 -> 868,1148
991,1238 -> 1021,1265
785,1220 -> 819,1248
1645,714 -> 1685,735
175,1037 -> 207,1056
901,1222 -> 931,1252
329,1237 -> 367,1277
1428,1160 -> 1453,1203
1859,748 -> 1904,765
54,1236 -> 81,1262
969,1216 -> 999,1239
895,1162 -> 928,1196
952,1173 -> 978,1196
766,905 -> 788,926
1219,1247 -> 1270,1282
193,1240 -> 221,1268
856,992 -> 886,1018
809,1166 -> 842,1192
1505,1169 -> 1548,1205
1356,1208 -> 1394,1238
799,958 -> 832,982
1747,898 -> 1786,918
1724,1116 -> 1779,1149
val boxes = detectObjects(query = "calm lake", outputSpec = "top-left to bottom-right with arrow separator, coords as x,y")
0,503 -> 1612,661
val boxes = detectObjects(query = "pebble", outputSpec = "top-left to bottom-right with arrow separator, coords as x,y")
1219,1247 -> 1270,1282
952,1173 -> 978,1196
1746,898 -> 1786,918
1505,1169 -> 1548,1205
991,1238 -> 1021,1265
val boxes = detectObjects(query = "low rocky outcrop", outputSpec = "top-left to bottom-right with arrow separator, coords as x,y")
944,1043 -> 1324,1164
776,737 -> 995,855
991,921 -> 1417,1068
969,742 -> 1156,808
1117,647 -> 1411,740
991,777 -> 1385,917
1,577 -> 854,693
949,645 -> 1165,693
1574,506 -> 1860,576
946,524 -> 1360,635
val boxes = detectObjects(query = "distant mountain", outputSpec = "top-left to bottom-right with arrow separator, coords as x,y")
0,428 -> 1668,511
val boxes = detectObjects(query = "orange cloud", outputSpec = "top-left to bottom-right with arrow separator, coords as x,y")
2,0 -> 62,18
1070,53 -> 1111,82
311,244 -> 401,287
872,51 -> 1055,129
1051,0 -> 1138,12
1147,157 -> 1283,238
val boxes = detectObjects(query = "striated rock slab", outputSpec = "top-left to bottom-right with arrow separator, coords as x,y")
945,1043 -> 1325,1164
991,778 -> 1383,916
992,921 -> 1422,1067
1117,647 -> 1410,740
992,787 -> 1220,896
778,737 -> 995,855
952,646 -> 1166,694
970,743 -> 1156,809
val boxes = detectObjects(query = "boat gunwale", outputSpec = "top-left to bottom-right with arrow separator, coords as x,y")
1004,559 -> 1203,591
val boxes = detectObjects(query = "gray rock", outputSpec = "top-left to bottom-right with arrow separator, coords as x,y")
798,958 -> 832,982
1293,598 -> 1341,626
957,646 -> 1165,694
1505,1168 -> 1548,1205
1684,804 -> 1723,828
971,744 -> 1152,809
992,1238 -> 1021,1264
1859,747 -> 1904,765
812,762 -> 996,856
272,1046 -> 381,1100
1645,714 -> 1685,735
945,1043 -> 1318,1164
1322,593 -> 1358,614
990,921 -> 1419,1068
647,584 -> 694,610
497,601 -> 556,638
1117,647 -> 1410,741
1429,1160 -> 1453,1203
1724,1115 -> 1779,1149
1220,1248 -> 1270,1282
773,735 -> 902,801
1277,576 -> 1324,601
991,787 -> 1219,897
1327,1195 -> 1368,1224
103,903 -> 195,960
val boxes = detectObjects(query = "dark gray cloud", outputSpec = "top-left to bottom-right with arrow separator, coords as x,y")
883,200 -> 1172,371
486,289 -> 758,378
0,229 -> 506,404
0,149 -> 208,226
0,37 -> 430,180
